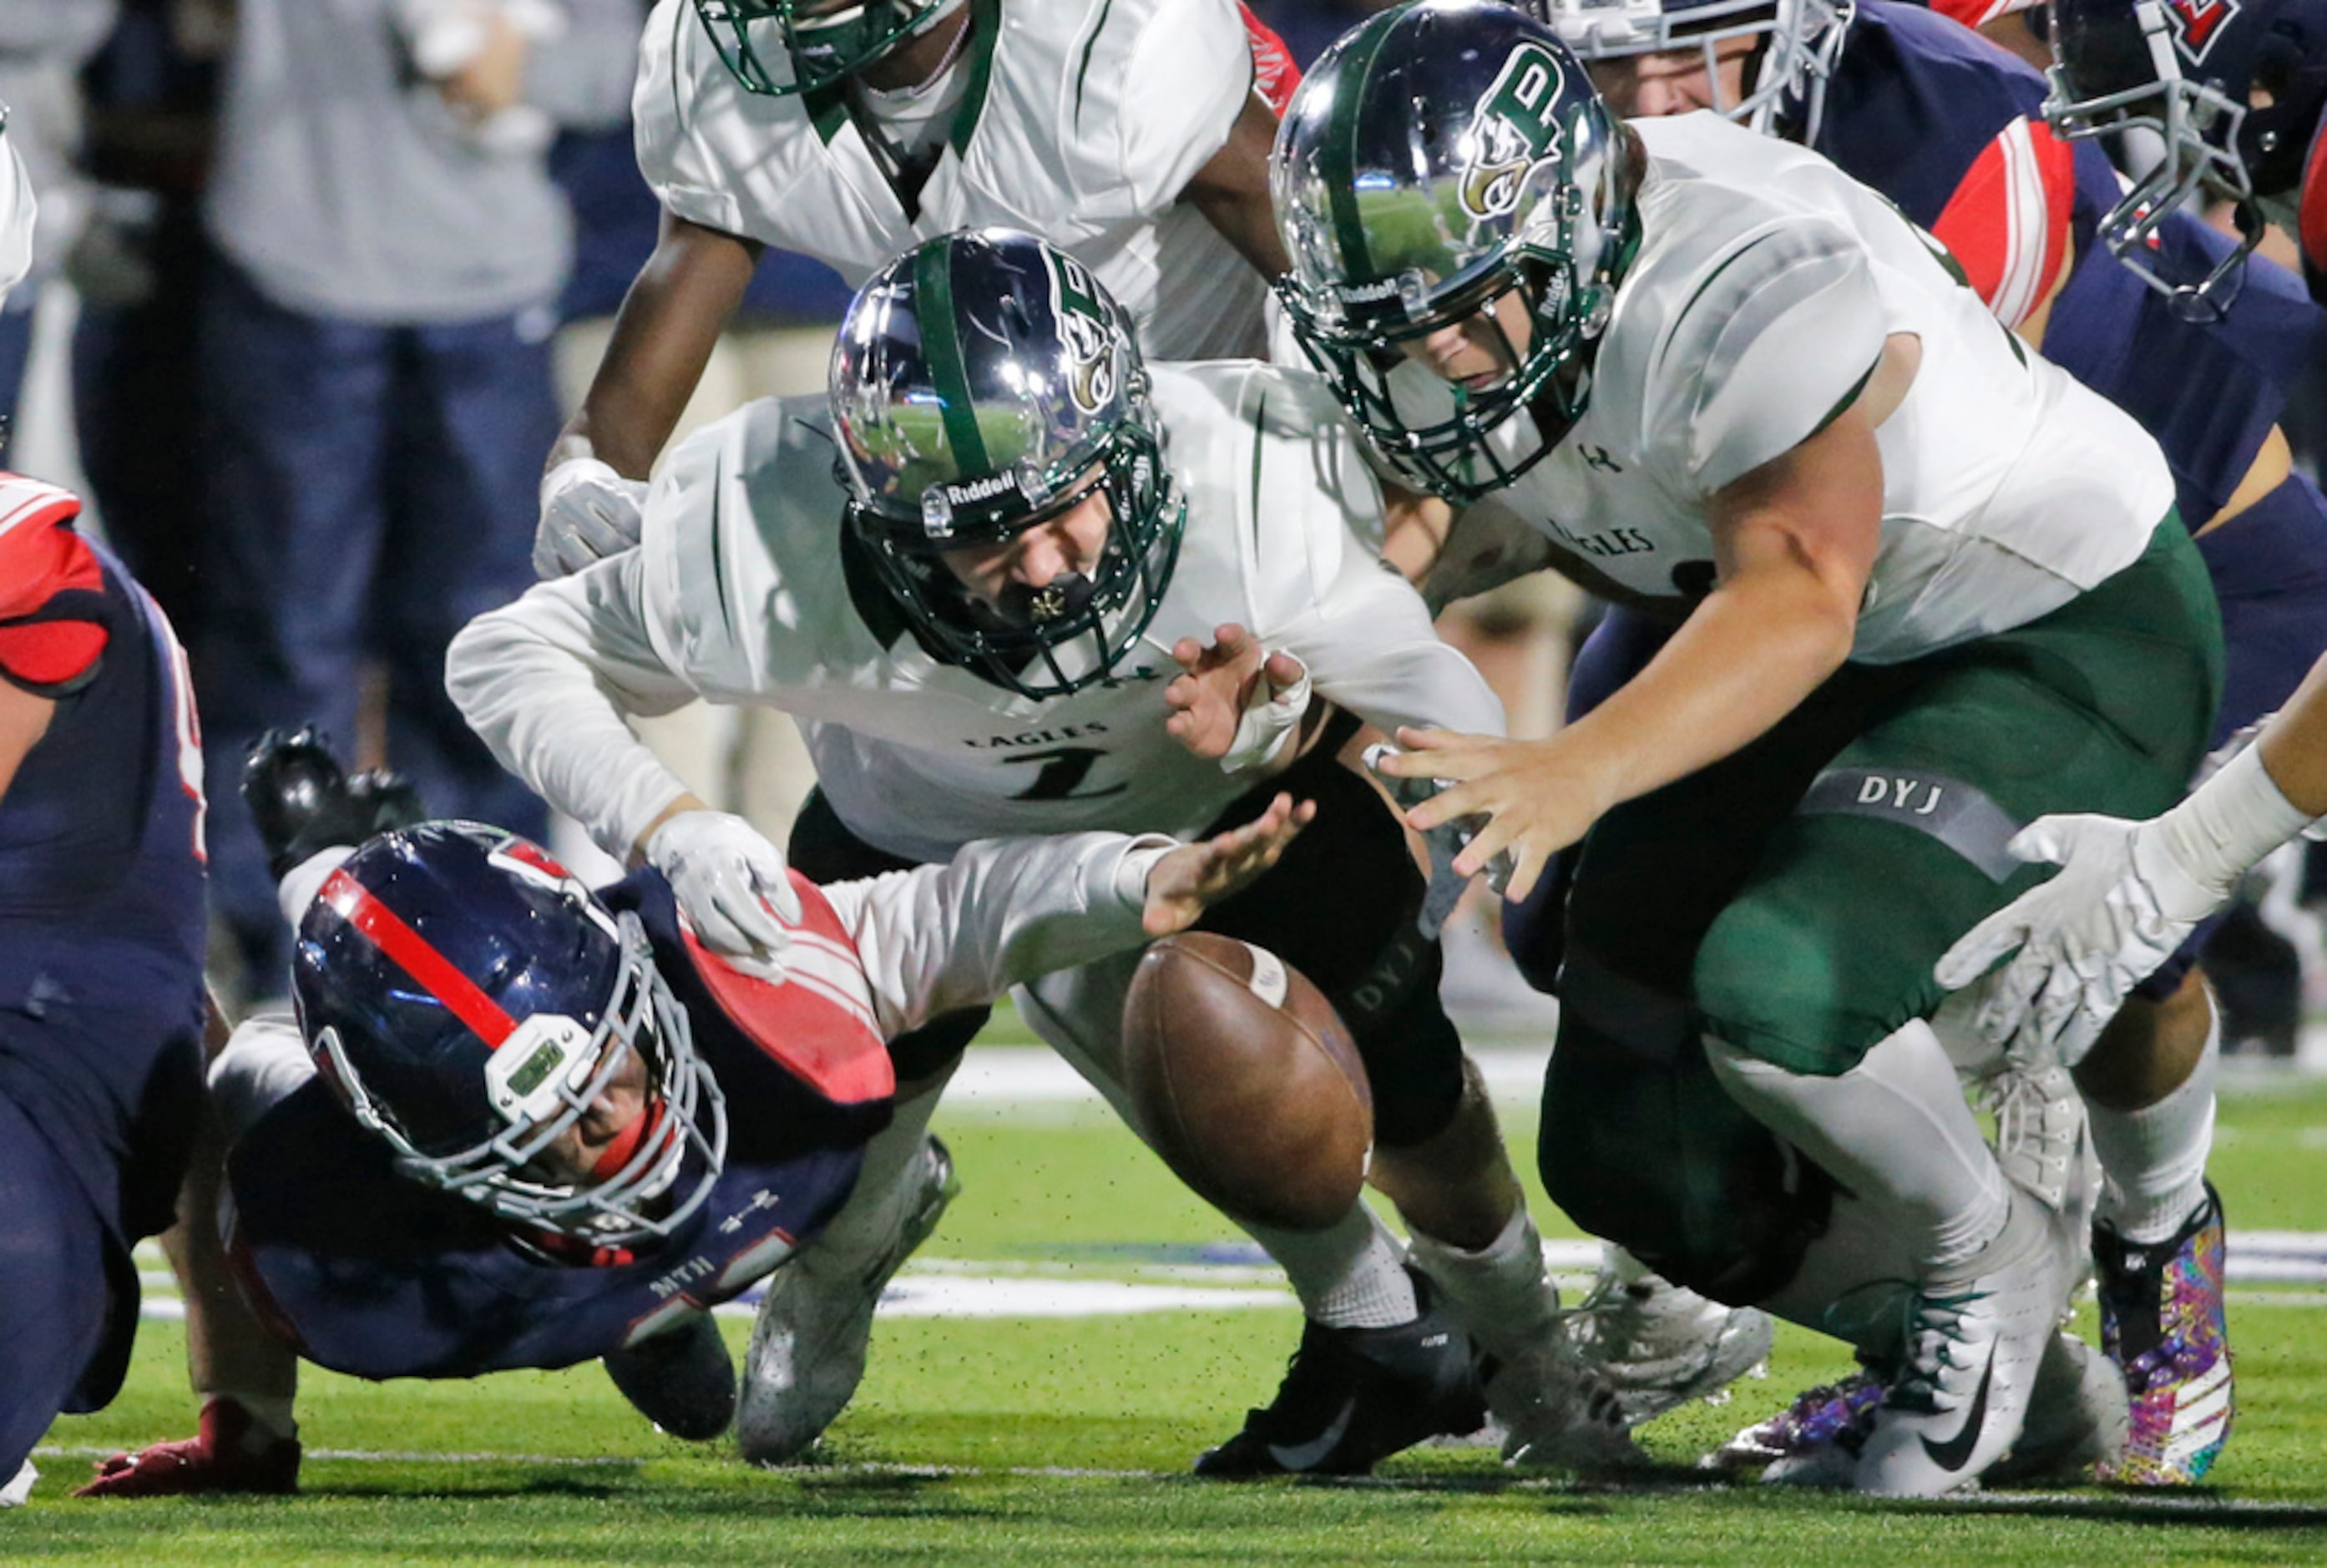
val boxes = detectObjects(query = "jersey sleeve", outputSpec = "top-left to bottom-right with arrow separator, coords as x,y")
444,550 -> 702,863
820,831 -> 1170,1038
632,0 -> 751,236
1926,113 -> 2078,331
210,1014 -> 320,1144
1651,216 -> 1889,495
1105,0 -> 1252,216
0,481 -> 108,695
1240,372 -> 1509,738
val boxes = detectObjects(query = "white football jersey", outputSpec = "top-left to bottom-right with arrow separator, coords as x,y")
449,362 -> 1503,865
1439,113 -> 2175,665
634,0 -> 1268,361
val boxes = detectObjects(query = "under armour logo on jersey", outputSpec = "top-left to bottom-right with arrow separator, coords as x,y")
2164,0 -> 2240,65
1460,43 -> 1569,220
1578,444 -> 1622,473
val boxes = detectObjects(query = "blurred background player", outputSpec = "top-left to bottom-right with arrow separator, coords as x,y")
1543,0 -> 2327,1481
0,122 -> 212,1507
452,229 -> 1636,1476
533,0 -> 1295,578
191,0 -> 640,1002
1278,2 -> 2218,1493
74,730 -> 1310,1495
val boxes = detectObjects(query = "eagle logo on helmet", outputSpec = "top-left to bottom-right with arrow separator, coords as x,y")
1460,42 -> 1571,222
1047,250 -> 1120,415
2163,0 -> 2240,65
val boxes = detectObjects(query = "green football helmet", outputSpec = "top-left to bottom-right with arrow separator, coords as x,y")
1272,0 -> 1641,503
829,229 -> 1184,700
691,0 -> 964,98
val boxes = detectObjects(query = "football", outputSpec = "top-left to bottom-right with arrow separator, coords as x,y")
1119,932 -> 1373,1233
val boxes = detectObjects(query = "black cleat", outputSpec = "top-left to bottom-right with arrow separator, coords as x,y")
1195,1270 -> 1486,1478
604,1312 -> 736,1441
241,726 -> 426,878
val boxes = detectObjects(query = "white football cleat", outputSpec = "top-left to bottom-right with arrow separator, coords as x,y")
736,1135 -> 958,1464
1,1459 -> 34,1508
1485,1338 -> 1651,1471
1562,1247 -> 1773,1426
1987,1328 -> 2131,1485
1830,1190 -> 2065,1496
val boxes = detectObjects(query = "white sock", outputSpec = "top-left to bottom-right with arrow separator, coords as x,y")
1406,1204 -> 1556,1362
804,1060 -> 957,1269
1706,1019 -> 2009,1274
2092,999 -> 2218,1245
1245,1203 -> 1419,1329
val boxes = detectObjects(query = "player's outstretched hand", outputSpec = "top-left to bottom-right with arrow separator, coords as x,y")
1163,623 -> 1311,770
1141,792 -> 1317,936
1935,812 -> 2222,1070
535,457 -> 649,579
73,1399 -> 301,1499
1372,726 -> 1612,903
645,809 -> 803,979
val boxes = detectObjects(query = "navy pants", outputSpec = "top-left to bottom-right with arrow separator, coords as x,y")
0,1093 -> 115,1482
195,261 -> 554,985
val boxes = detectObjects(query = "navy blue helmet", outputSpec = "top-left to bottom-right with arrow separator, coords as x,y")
830,228 -> 1184,699
2046,0 -> 2327,312
291,822 -> 727,1247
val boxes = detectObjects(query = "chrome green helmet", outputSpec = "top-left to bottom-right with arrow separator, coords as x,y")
1272,0 -> 1640,503
831,229 -> 1184,700
691,0 -> 966,98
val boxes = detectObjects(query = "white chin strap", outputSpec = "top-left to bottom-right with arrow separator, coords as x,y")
0,130 -> 33,309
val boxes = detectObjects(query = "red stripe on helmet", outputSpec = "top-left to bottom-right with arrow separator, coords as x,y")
319,867 -> 518,1049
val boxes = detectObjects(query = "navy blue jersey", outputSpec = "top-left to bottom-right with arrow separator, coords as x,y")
221,871 -> 890,1379
0,475 -> 208,1248
1814,1 -> 2327,525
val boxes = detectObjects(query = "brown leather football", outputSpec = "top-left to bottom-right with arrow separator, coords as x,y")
1120,931 -> 1373,1233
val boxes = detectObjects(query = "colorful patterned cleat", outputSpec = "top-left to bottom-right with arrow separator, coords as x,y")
1705,1367 -> 1881,1472
2093,1182 -> 2233,1485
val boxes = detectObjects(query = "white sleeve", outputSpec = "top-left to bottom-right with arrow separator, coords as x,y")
444,551 -> 701,862
820,832 -> 1176,1038
633,0 -> 750,235
1109,0 -> 1251,215
1244,377 -> 1509,739
210,1014 -> 318,1144
1651,216 -> 1888,495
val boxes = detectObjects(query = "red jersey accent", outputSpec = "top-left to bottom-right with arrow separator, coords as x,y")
1930,114 -> 2077,330
1240,2 -> 1300,117
680,872 -> 896,1106
1927,0 -> 2038,26
319,867 -> 520,1049
0,476 -> 109,687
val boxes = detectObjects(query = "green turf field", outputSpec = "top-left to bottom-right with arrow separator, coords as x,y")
18,1047 -> 2327,1563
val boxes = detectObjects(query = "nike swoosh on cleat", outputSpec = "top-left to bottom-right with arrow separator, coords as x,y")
1920,1349 -> 1996,1474
1266,1398 -> 1358,1473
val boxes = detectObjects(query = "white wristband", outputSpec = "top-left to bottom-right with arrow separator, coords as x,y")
2152,742 -> 2316,901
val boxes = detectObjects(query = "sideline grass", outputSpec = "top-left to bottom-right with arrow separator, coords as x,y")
19,1069 -> 2327,1562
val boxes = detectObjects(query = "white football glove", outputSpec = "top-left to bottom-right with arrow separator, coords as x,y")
644,810 -> 802,979
534,457 -> 648,579
1933,815 -> 2208,1069
1935,744 -> 2315,1068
